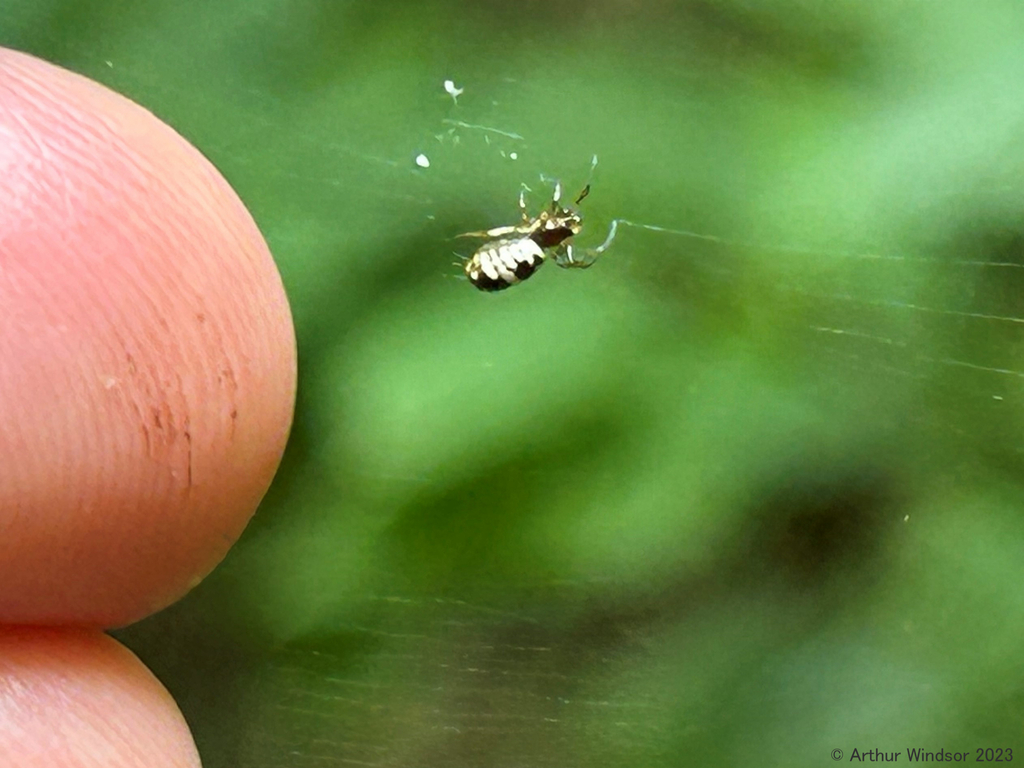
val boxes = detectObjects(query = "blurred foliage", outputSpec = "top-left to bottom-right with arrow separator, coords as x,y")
6,0 -> 1024,765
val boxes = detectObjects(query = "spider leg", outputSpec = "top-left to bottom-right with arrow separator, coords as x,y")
590,219 -> 621,256
551,242 -> 595,269
551,180 -> 562,211
552,219 -> 622,270
518,187 -> 530,223
457,225 -> 522,238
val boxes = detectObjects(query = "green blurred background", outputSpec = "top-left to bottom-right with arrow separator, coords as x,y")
6,1 -> 1024,765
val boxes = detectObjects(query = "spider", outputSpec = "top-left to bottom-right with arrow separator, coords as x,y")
459,181 -> 615,291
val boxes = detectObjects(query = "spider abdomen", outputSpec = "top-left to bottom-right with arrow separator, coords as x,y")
465,237 -> 546,292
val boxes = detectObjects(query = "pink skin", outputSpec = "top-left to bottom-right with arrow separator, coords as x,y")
0,628 -> 202,767
0,48 -> 297,764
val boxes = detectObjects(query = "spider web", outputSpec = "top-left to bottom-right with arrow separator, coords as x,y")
8,1 -> 1024,766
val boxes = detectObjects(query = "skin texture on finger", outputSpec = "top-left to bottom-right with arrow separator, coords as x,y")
0,627 -> 201,768
0,48 -> 297,626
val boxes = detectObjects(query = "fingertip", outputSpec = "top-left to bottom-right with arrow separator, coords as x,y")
0,48 -> 297,626
0,627 -> 202,768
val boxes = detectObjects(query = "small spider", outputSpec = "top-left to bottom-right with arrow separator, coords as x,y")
459,182 -> 612,291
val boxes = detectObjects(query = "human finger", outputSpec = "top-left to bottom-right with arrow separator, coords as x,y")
0,626 -> 201,767
0,48 -> 297,626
